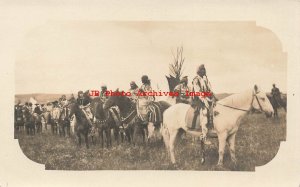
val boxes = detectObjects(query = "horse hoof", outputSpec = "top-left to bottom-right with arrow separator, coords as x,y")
214,164 -> 226,171
170,163 -> 178,169
201,158 -> 205,165
231,161 -> 238,170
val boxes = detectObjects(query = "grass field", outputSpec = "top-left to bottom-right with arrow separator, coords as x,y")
17,109 -> 286,171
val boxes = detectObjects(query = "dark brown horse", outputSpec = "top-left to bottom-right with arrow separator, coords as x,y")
104,95 -> 143,144
68,102 -> 90,148
91,97 -> 121,148
104,92 -> 171,144
267,94 -> 287,117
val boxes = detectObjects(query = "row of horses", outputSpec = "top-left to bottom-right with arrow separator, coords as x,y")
15,86 -> 286,167
15,104 -> 71,137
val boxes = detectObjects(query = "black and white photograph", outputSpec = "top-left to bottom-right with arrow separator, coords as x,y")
14,21 -> 287,171
0,1 -> 299,187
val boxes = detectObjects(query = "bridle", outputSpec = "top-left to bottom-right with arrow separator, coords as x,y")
217,92 -> 265,113
94,102 -> 109,124
120,102 -> 136,123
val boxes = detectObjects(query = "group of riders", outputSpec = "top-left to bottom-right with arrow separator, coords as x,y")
15,64 -> 283,144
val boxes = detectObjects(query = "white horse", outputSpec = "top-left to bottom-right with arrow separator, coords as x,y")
162,85 -> 274,167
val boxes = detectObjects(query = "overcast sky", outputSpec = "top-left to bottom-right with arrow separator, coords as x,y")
15,21 -> 287,94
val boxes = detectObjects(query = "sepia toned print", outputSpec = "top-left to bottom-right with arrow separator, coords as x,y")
14,21 -> 286,171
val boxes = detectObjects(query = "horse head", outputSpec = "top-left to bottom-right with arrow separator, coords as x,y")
252,85 -> 274,118
68,102 -> 79,120
91,97 -> 107,121
103,89 -> 119,110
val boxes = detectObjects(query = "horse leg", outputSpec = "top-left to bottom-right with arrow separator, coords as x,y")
26,125 -> 29,135
51,123 -> 54,134
39,123 -> 42,133
100,128 -> 104,148
200,139 -> 206,164
142,126 -> 146,144
274,108 -> 278,118
169,130 -> 178,164
227,133 -> 237,167
67,124 -> 71,137
217,132 -> 227,167
114,127 -> 119,145
125,128 -> 131,144
85,131 -> 89,149
132,124 -> 139,145
106,128 -> 110,148
147,122 -> 155,141
77,132 -> 81,147
33,123 -> 36,135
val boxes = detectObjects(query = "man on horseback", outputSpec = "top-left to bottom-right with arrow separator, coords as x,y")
139,75 -> 162,123
271,84 -> 282,106
128,81 -> 139,103
192,64 -> 217,144
28,102 -> 33,113
77,90 -> 93,129
33,104 -> 43,115
174,76 -> 190,104
69,94 -> 76,103
100,84 -> 109,102
60,94 -> 68,107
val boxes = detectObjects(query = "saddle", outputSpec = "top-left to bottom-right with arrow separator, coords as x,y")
185,107 -> 202,130
185,105 -> 219,132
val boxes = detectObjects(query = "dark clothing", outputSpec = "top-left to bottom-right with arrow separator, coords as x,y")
77,97 -> 91,106
174,83 -> 189,104
15,105 -> 23,121
271,87 -> 281,97
271,87 -> 282,107
100,91 -> 108,102
34,106 -> 43,115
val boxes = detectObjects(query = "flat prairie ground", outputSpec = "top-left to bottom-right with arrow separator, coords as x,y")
17,109 -> 286,171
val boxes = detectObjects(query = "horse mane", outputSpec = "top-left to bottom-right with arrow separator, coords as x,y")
92,97 -> 106,120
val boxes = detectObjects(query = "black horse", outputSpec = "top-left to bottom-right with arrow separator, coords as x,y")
91,97 -> 121,148
104,92 -> 171,144
68,102 -> 90,148
267,94 -> 287,118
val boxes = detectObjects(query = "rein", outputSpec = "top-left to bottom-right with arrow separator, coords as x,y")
120,102 -> 136,123
217,93 -> 264,113
217,103 -> 248,112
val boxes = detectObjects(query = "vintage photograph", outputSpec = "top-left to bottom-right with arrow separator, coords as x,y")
14,21 -> 287,171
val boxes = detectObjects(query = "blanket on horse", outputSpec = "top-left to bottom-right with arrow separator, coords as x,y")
137,99 -> 162,123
